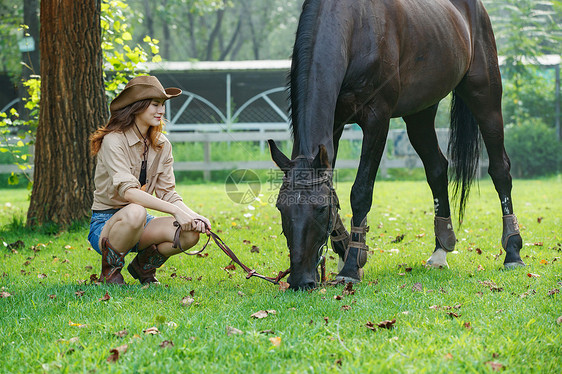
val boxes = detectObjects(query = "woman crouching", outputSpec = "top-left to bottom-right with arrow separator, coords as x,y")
88,75 -> 210,285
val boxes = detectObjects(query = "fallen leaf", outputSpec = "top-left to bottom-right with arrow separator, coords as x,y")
335,358 -> 343,366
266,310 -> 277,315
114,329 -> 128,338
537,217 -> 543,223
250,310 -> 269,319
38,273 -> 47,279
527,273 -> 540,278
225,264 -> 236,271
444,353 -> 453,360
533,242 -> 543,246
391,234 -> 405,243
485,361 -> 504,371
159,340 -> 174,348
447,312 -> 460,318
412,283 -> 423,292
547,289 -> 559,296
259,329 -> 275,335
475,248 -> 482,255
477,264 -> 485,271
107,344 -> 128,363
48,294 -> 56,299
99,292 -> 111,301
181,296 -> 194,307
540,259 -> 548,265
556,316 -> 562,325
463,322 -> 472,329
278,281 -> 290,291
341,305 -> 352,311
343,282 -> 355,295
377,319 -> 396,329
269,337 -> 282,347
238,291 -> 245,297
189,290 -> 195,297
143,327 -> 159,335
226,326 -> 243,336
0,291 -> 11,298
74,290 -> 85,297
250,245 -> 260,253
324,317 -> 329,325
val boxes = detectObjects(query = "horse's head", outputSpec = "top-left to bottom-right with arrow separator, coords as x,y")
268,140 -> 339,290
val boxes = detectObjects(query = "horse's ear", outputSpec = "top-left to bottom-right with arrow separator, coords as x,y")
312,144 -> 331,170
268,139 -> 291,171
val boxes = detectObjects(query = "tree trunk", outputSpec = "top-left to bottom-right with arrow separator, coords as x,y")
27,0 -> 105,228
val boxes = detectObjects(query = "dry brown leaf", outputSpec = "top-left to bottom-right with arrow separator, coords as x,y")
99,292 -> 111,302
160,340 -> 174,348
377,319 -> 396,329
250,310 -> 269,319
226,326 -> 243,336
485,361 -> 504,371
107,344 -> 128,363
278,281 -> 290,292
74,290 -> 85,297
334,295 -> 343,300
269,337 -> 282,347
412,283 -> 423,292
1,291 -> 12,298
143,327 -> 159,335
341,305 -> 352,311
527,273 -> 540,278
181,296 -> 194,307
114,329 -> 128,338
343,282 -> 355,296
444,353 -> 453,360
250,245 -> 260,253
556,316 -> 562,325
547,289 -> 559,296
463,322 -> 472,329
259,329 -> 275,335
225,264 -> 236,271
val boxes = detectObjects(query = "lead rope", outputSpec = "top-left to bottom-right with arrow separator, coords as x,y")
172,221 -> 290,284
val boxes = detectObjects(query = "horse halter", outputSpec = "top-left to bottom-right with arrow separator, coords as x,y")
283,170 -> 340,281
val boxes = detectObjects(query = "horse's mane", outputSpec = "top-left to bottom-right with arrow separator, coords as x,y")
288,0 -> 322,151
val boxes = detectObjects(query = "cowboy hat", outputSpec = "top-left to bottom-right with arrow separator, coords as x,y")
110,75 -> 182,113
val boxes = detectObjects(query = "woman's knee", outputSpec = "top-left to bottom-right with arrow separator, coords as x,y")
120,204 -> 148,229
180,231 -> 200,249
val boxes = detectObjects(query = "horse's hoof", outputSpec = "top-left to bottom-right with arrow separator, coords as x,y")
504,261 -> 525,269
335,268 -> 363,284
425,248 -> 449,269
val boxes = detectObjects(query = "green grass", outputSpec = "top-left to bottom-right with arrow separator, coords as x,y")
0,178 -> 561,373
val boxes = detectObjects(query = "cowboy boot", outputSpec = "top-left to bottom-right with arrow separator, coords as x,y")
330,214 -> 350,271
100,237 -> 126,285
127,245 -> 168,284
336,217 -> 369,283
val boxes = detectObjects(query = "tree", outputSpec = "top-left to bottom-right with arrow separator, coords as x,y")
27,0 -> 106,228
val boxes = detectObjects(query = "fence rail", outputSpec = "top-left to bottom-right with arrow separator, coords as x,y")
0,128 -> 490,181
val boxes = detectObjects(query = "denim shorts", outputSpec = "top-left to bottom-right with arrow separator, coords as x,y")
88,210 -> 155,255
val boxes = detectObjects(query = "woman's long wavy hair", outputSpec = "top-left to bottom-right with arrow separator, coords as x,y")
90,99 -> 164,155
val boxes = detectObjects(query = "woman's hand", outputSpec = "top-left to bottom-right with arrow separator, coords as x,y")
193,214 -> 211,234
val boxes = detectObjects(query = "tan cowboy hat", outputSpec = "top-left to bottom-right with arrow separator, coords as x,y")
109,75 -> 182,113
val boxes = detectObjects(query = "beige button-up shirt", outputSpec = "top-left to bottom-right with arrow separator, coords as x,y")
91,126 -> 182,210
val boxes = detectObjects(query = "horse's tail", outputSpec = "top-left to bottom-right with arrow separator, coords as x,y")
448,91 -> 481,223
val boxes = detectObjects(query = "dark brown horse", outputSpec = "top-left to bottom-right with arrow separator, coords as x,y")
268,0 -> 524,290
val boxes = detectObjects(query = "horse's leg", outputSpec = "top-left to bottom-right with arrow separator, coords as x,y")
330,121 -> 350,262
404,105 -> 456,268
455,47 -> 524,268
336,116 -> 390,283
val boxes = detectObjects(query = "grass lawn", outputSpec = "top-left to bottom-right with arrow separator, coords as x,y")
0,177 -> 560,373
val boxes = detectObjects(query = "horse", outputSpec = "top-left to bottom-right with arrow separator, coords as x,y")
268,0 -> 525,290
